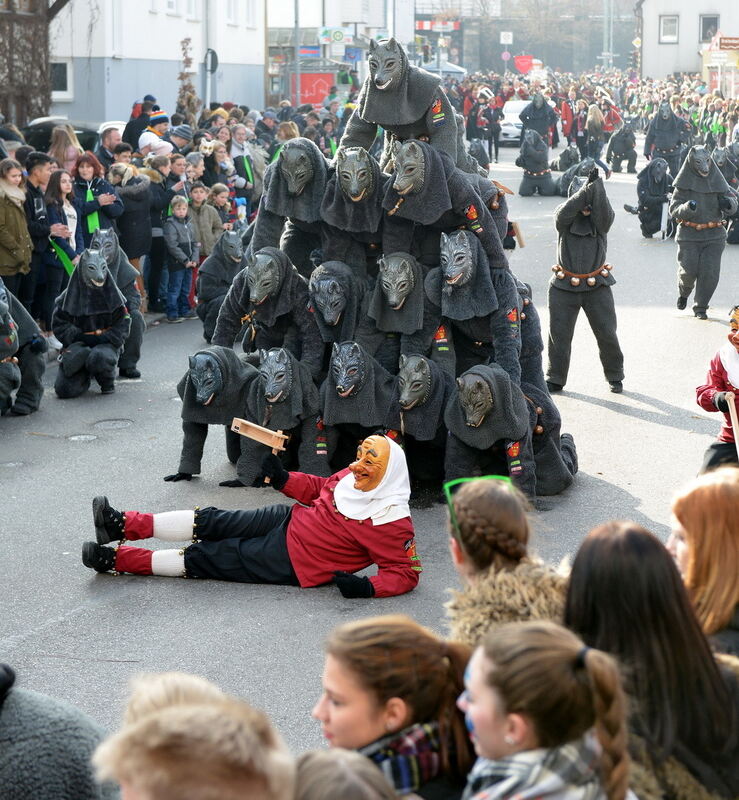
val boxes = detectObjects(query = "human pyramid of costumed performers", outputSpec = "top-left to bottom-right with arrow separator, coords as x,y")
3,41 -> 730,595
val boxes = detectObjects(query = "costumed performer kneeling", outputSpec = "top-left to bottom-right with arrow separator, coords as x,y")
81,435 -> 421,598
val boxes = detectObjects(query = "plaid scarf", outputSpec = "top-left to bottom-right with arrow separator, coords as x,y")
360,722 -> 443,794
462,733 -> 607,800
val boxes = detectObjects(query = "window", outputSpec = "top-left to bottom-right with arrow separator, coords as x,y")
245,0 -> 257,28
226,0 -> 237,24
166,0 -> 179,14
50,60 -> 73,102
699,14 -> 718,43
15,0 -> 36,12
186,0 -> 198,18
659,15 -> 679,44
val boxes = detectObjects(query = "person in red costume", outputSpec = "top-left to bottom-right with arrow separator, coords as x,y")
81,435 -> 422,598
695,305 -> 739,472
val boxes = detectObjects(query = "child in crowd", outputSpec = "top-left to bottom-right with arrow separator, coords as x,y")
122,671 -> 226,725
296,749 -> 397,800
207,182 -> 234,230
162,195 -> 199,323
188,181 -> 223,259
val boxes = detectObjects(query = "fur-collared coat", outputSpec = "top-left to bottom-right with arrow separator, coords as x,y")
445,560 -> 567,647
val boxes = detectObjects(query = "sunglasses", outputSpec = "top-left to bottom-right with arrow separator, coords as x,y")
442,475 -> 513,536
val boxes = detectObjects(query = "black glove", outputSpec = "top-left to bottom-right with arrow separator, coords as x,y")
219,478 -> 246,487
714,392 -> 730,413
587,166 -> 599,183
163,472 -> 193,482
719,195 -> 734,211
78,333 -> 101,347
259,452 -> 289,490
334,571 -> 375,599
28,334 -> 48,354
688,200 -> 697,211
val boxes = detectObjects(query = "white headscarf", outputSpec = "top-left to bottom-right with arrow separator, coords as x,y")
719,341 -> 739,389
333,436 -> 411,525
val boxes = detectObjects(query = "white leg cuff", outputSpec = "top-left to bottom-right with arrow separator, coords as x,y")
151,549 -> 187,577
152,510 -> 195,541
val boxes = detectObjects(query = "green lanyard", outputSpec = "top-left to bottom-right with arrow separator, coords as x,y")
328,138 -> 337,157
49,238 -> 76,276
270,144 -> 284,164
85,187 -> 100,234
242,155 -> 254,183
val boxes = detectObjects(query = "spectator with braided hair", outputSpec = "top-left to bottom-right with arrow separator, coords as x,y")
459,620 -> 630,800
565,522 -> 739,800
444,478 -> 567,647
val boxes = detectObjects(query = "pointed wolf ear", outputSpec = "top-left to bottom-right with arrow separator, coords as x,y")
398,354 -> 407,369
348,341 -> 362,357
406,141 -> 421,157
331,342 -> 341,359
440,232 -> 449,247
377,256 -> 387,273
336,147 -> 346,163
456,377 -> 464,390
387,37 -> 398,51
259,348 -> 267,362
188,355 -> 197,370
369,39 -> 377,53
276,348 -> 289,363
475,379 -> 485,392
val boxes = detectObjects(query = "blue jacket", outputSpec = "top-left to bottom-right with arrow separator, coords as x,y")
42,198 -> 85,269
73,176 -> 124,247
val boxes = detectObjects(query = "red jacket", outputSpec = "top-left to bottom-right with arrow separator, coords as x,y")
283,469 -> 421,597
560,101 -> 575,136
602,105 -> 622,133
696,352 -> 737,444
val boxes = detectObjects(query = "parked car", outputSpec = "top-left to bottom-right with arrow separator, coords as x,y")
21,118 -> 126,154
500,100 -> 527,146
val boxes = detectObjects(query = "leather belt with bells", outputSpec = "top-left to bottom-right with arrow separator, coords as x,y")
677,219 -> 726,231
524,168 -> 551,176
552,263 -> 613,287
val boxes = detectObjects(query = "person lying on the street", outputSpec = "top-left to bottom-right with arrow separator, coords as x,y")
81,435 -> 422,598
695,304 -> 739,473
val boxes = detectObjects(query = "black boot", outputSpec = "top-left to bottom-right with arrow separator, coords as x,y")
609,381 -> 623,394
119,367 -> 141,379
82,541 -> 117,573
93,495 -> 124,544
676,296 -> 687,310
546,381 -> 564,393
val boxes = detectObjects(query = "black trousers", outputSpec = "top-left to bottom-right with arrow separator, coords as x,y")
147,236 -> 167,309
4,260 -> 38,313
699,442 -> 738,474
184,504 -> 299,585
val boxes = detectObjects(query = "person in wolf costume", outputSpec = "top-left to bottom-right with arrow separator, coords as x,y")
52,249 -> 131,398
211,247 -> 323,379
644,101 -> 684,177
195,230 -> 246,343
669,146 -> 738,319
89,228 -> 144,379
163,346 -> 260,486
550,145 -> 580,173
518,93 -> 557,140
248,138 -> 328,277
605,122 -> 637,173
555,157 -> 595,198
339,38 -> 481,175
546,170 -> 624,394
515,280 -> 548,393
712,147 -> 739,246
319,147 -> 385,278
0,277 -> 46,416
516,130 -> 557,197
83,434 -> 421,599
623,158 -> 673,239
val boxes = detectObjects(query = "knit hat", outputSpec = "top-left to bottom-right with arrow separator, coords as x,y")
149,110 -> 169,125
170,124 -> 193,142
143,94 -> 157,102
263,111 -> 277,120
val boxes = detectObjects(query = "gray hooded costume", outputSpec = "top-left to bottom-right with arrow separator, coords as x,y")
516,130 -> 557,196
212,248 -> 323,379
556,157 -> 595,198
606,123 -> 637,173
669,146 -> 738,316
634,158 -> 673,238
444,363 -> 536,498
644,104 -> 684,176
547,174 -> 624,388
249,138 -> 329,277
516,280 -> 548,394
195,231 -> 247,342
0,278 -> 46,416
174,346 -> 259,482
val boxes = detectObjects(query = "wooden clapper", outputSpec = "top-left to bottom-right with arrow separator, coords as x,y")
231,418 -> 289,484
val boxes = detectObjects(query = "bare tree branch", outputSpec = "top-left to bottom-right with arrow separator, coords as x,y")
47,0 -> 73,21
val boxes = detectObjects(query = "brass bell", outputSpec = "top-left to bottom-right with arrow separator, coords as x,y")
605,264 -> 613,271
551,265 -> 559,273
600,269 -> 609,277
556,270 -> 565,280
534,424 -> 544,434
520,312 -> 526,320
587,276 -> 597,286
536,407 -> 543,414
570,276 -> 581,286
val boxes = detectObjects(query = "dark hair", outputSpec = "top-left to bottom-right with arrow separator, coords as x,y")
564,521 -> 737,763
44,169 -> 73,206
0,157 -> 23,184
73,151 -> 104,178
141,100 -> 155,114
113,142 -> 133,155
25,151 -> 53,174
13,145 -> 34,167
170,112 -> 185,126
190,181 -> 207,191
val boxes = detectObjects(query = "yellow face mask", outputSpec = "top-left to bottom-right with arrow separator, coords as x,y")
348,435 -> 390,492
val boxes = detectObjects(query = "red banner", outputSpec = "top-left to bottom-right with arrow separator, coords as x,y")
514,54 -> 534,74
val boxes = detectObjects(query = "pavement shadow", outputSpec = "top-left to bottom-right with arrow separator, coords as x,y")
563,390 -> 717,435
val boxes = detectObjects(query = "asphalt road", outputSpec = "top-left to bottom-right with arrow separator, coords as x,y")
1,139 -> 736,753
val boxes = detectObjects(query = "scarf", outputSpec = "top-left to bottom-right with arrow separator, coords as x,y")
360,722 -> 444,794
462,733 -> 606,800
0,179 -> 26,207
145,125 -> 163,138
334,435 -> 411,525
719,342 -> 739,389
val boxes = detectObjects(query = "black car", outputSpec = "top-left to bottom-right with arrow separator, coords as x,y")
20,118 -> 101,153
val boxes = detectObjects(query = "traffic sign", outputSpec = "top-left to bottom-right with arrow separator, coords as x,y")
501,50 -> 511,61
500,31 -> 513,45
632,37 -> 641,48
719,37 -> 739,50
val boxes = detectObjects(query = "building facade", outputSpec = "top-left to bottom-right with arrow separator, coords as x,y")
49,0 -> 265,123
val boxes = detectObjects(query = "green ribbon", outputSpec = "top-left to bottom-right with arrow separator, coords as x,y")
85,187 -> 100,234
49,238 -> 76,276
270,144 -> 284,164
242,155 -> 254,184
328,138 -> 337,157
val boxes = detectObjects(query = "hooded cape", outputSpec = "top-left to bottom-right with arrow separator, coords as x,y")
247,247 -> 308,329
176,346 -> 258,426
444,363 -> 529,449
197,233 -> 248,303
59,260 -> 127,329
261,138 -> 328,224
638,158 -> 672,197
334,435 -> 411,525
320,154 -> 386,233
673,152 -> 731,194
368,254 -> 426,334
310,261 -> 367,343
387,358 -> 455,442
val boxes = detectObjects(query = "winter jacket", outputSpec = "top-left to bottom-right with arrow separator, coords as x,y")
139,167 -> 176,236
163,214 -> 199,272
0,180 -> 32,276
113,174 -> 152,259
0,685 -> 118,799
445,561 -> 567,647
281,469 -> 421,598
189,202 -> 223,256
42,199 -> 85,270
712,607 -> 739,657
24,181 -> 51,256
696,351 -> 737,445
72,176 -> 124,247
